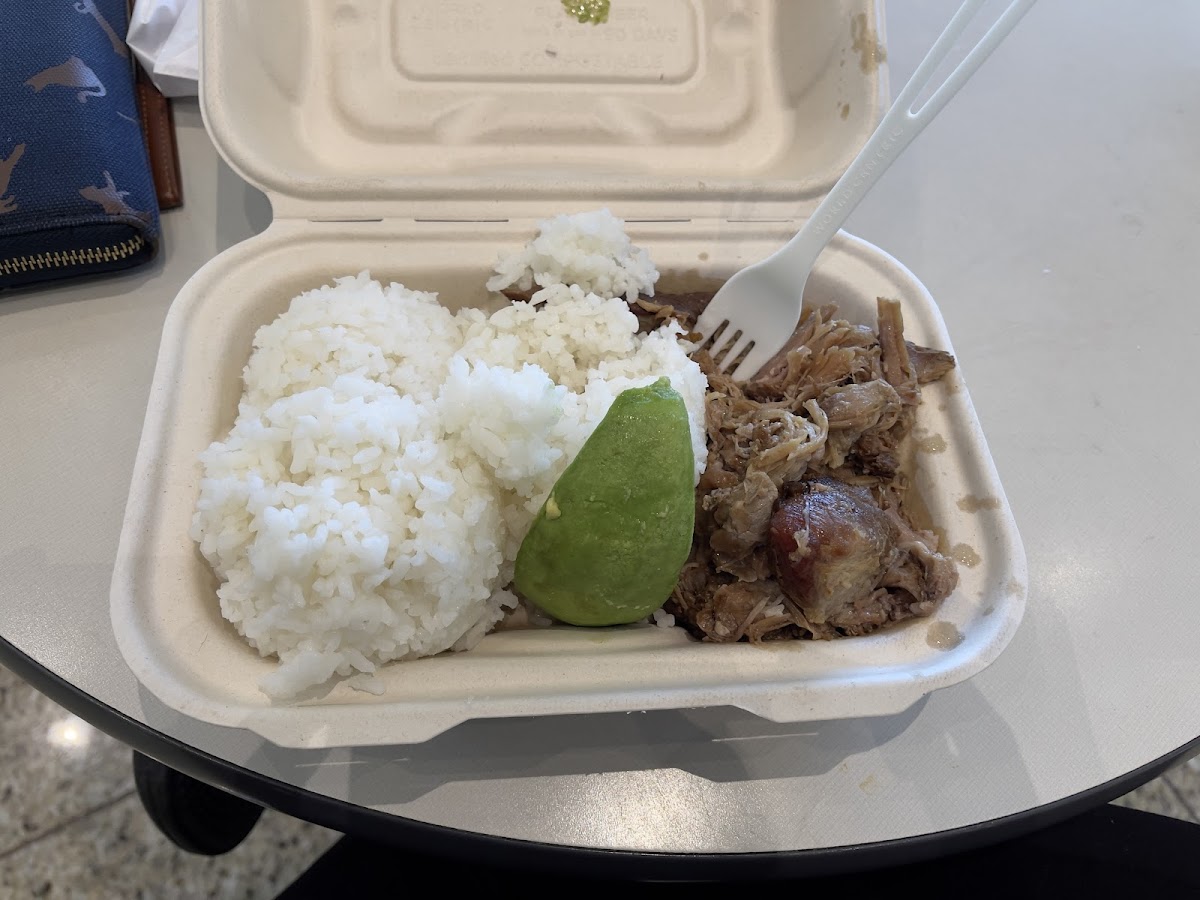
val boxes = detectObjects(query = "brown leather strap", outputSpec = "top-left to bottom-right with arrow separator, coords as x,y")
133,64 -> 183,209
127,0 -> 183,210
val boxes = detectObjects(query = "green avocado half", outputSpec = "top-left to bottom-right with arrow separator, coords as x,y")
514,377 -> 695,626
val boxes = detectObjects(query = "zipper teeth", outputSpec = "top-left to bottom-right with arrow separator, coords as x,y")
0,234 -> 146,276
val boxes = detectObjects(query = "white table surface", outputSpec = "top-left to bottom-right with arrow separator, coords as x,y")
2,0 -> 1198,857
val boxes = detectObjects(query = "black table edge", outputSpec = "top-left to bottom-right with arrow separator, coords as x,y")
3,634 -> 1197,881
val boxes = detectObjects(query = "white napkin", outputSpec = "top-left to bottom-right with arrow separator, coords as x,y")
127,0 -> 199,97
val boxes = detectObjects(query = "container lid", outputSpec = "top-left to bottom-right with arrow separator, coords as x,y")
202,0 -> 887,221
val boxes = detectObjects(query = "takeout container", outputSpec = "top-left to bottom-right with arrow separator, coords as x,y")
110,0 -> 1027,748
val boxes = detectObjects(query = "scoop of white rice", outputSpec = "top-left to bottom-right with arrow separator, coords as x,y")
485,208 -> 658,302
192,218 -> 705,699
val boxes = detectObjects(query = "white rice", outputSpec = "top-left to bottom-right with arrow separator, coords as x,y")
486,208 -> 658,302
191,214 -> 706,700
652,608 -> 677,629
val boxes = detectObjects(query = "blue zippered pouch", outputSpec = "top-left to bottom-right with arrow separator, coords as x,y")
1,0 -> 160,290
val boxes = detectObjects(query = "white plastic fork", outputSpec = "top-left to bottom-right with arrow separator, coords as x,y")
696,0 -> 1037,379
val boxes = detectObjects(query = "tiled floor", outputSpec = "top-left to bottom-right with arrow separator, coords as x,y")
0,663 -> 338,899
1,660 -> 1197,899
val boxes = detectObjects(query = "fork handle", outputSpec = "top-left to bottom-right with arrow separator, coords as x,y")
767,0 -> 1037,281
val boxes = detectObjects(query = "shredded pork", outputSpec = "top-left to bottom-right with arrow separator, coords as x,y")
671,297 -> 959,643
